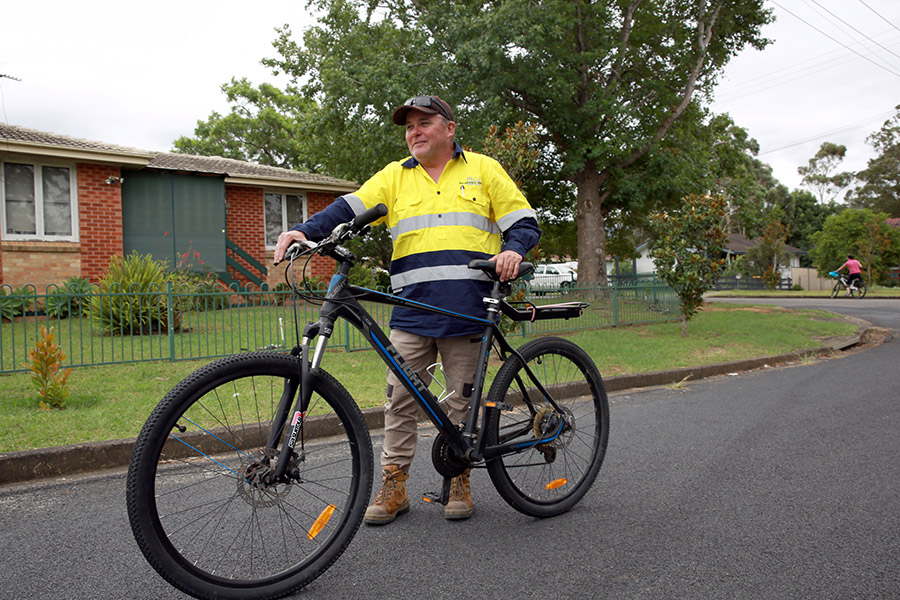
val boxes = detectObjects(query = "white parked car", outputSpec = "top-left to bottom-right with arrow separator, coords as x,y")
527,264 -> 578,293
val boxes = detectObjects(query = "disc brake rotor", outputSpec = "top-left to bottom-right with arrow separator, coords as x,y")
236,449 -> 292,508
534,406 -> 575,450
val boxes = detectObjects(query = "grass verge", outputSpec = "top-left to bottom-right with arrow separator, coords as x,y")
0,303 -> 857,453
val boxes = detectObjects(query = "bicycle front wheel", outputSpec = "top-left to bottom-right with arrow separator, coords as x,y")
484,337 -> 609,518
126,352 -> 373,600
830,282 -> 842,299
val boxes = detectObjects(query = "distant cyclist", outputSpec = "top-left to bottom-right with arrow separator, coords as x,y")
835,254 -> 863,295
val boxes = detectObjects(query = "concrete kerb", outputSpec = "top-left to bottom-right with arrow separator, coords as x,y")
0,325 -> 871,488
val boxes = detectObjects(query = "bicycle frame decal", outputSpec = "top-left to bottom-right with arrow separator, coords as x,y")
370,334 -> 443,424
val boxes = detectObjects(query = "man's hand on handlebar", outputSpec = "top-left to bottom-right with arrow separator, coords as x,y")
274,230 -> 309,265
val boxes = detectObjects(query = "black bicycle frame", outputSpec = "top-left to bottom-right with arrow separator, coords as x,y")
272,260 -> 567,478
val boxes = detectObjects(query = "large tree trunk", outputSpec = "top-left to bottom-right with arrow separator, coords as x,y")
574,168 -> 609,286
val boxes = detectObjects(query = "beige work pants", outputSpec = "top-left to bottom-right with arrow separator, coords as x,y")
381,329 -> 481,470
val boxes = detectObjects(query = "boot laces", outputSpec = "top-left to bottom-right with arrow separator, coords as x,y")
449,471 -> 470,501
374,469 -> 402,504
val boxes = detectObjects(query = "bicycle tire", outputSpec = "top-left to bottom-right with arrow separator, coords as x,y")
484,337 -> 609,518
857,284 -> 867,299
830,282 -> 841,299
126,352 -> 373,600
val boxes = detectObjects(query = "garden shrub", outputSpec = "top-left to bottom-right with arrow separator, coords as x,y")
1,286 -> 35,320
90,251 -> 181,334
44,277 -> 93,319
24,326 -> 72,410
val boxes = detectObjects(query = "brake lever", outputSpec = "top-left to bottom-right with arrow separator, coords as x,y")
277,240 -> 318,265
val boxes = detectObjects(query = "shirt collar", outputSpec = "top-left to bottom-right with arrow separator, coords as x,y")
401,142 -> 467,169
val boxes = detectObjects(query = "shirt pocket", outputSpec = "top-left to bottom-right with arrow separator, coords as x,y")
456,185 -> 489,214
392,195 -> 423,221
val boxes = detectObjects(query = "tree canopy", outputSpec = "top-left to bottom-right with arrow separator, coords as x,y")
850,108 -> 900,218
210,0 -> 771,284
808,209 -> 900,285
649,194 -> 728,336
798,142 -> 854,205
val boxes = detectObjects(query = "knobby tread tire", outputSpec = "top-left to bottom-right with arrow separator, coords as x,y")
126,352 -> 373,600
484,337 -> 609,518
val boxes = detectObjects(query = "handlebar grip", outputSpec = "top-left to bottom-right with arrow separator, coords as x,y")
351,204 -> 388,230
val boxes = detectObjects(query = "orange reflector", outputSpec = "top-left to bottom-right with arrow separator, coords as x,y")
485,402 -> 496,407
307,504 -> 336,540
422,496 -> 433,503
545,478 -> 568,490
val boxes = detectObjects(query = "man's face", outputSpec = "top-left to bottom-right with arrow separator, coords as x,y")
404,109 -> 455,167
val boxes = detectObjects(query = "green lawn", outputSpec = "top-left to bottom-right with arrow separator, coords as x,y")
0,302 -> 857,453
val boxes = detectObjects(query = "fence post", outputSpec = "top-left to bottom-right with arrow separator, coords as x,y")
612,281 -> 619,327
167,281 -> 176,362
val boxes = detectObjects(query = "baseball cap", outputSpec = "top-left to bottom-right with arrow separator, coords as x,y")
392,95 -> 455,125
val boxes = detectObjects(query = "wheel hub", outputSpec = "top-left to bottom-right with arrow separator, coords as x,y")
236,450 -> 292,508
534,406 -> 575,461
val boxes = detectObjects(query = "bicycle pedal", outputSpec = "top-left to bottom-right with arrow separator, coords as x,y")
422,492 -> 445,505
485,401 -> 514,411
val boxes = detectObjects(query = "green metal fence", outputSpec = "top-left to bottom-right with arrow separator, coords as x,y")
0,279 -> 678,374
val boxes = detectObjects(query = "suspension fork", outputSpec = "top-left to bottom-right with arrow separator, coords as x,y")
269,260 -> 352,479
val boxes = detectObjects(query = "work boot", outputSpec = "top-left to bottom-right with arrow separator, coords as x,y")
444,469 -> 474,520
364,465 -> 409,525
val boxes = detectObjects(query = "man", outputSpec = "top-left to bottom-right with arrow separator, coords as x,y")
835,254 -> 863,294
274,95 -> 540,525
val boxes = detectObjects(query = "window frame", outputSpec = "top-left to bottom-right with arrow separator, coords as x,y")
264,190 -> 307,249
1,160 -> 80,242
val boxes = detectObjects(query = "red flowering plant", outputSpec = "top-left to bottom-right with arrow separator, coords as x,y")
169,242 -> 227,311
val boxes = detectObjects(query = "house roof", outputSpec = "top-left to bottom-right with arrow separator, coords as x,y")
725,232 -> 806,255
0,123 -> 357,192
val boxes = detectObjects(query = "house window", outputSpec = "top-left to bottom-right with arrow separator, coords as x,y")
1,161 -> 77,241
264,192 -> 306,247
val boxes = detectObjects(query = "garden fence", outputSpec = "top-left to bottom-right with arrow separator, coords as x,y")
1,279 -> 679,374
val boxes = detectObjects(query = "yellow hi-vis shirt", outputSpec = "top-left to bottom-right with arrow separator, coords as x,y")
298,146 -> 540,336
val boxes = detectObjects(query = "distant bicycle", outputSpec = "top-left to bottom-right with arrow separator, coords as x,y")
828,271 -> 867,299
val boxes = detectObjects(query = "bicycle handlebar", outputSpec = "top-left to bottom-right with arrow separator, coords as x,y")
351,203 -> 388,230
279,203 -> 388,264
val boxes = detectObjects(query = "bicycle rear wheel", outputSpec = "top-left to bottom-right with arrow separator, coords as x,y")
484,337 -> 609,518
126,352 -> 373,600
855,283 -> 867,298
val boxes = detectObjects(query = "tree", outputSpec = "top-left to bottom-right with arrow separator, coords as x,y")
173,79 -> 322,173
776,189 -> 839,261
849,108 -> 900,218
798,142 -> 853,204
261,0 -> 771,286
808,209 -> 900,286
742,218 -> 791,289
649,194 -> 728,337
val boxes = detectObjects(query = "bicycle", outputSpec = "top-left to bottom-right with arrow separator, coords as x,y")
126,204 -> 609,600
828,271 -> 867,299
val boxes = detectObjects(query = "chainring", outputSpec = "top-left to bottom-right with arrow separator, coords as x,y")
431,433 -> 470,478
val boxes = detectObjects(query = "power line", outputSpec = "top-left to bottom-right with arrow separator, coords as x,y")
857,0 -> 900,34
770,0 -> 900,78
807,0 -> 900,63
759,109 -> 895,155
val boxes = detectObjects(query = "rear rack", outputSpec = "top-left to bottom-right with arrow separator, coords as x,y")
500,301 -> 589,323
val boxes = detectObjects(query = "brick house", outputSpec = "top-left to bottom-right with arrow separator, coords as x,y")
0,124 -> 356,290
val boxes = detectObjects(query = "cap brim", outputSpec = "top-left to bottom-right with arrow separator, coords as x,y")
392,105 -> 442,125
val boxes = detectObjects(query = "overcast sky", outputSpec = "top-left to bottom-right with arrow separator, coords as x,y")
2,0 -> 898,192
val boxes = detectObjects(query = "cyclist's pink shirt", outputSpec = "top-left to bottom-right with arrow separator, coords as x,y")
841,259 -> 862,274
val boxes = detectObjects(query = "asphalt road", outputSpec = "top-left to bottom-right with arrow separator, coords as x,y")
1,298 -> 898,599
